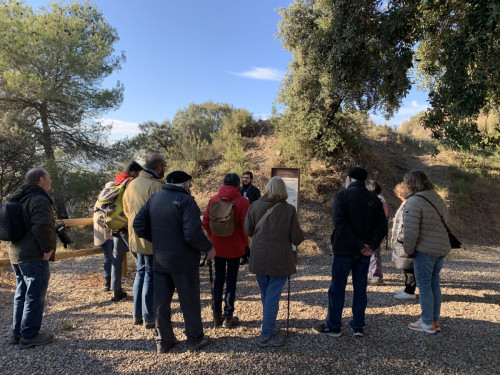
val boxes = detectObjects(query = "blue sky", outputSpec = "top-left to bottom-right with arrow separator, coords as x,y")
25,0 -> 429,139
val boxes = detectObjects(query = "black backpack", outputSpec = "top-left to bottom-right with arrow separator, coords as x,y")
0,192 -> 42,242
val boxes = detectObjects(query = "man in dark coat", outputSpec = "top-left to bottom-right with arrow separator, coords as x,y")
8,168 -> 57,349
133,170 -> 215,353
239,171 -> 261,265
312,167 -> 387,338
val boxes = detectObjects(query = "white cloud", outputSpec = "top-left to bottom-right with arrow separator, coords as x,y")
99,118 -> 141,136
233,67 -> 285,81
396,100 -> 428,116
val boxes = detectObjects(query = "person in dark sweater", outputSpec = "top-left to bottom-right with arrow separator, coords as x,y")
239,171 -> 261,265
312,167 -> 387,338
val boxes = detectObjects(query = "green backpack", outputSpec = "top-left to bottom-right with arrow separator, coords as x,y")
95,179 -> 130,231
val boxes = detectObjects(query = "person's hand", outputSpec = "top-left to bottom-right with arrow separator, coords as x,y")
360,245 -> 373,257
43,251 -> 53,261
206,247 -> 216,262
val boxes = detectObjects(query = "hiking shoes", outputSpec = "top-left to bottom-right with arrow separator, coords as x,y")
352,327 -> 364,337
408,319 -> 435,334
394,291 -> 417,300
144,320 -> 155,329
311,323 -> 341,337
111,289 -> 127,302
222,316 -> 240,328
9,334 -> 20,345
257,335 -> 285,347
186,336 -> 209,352
133,317 -> 143,325
103,278 -> 111,292
157,338 -> 179,353
19,332 -> 54,349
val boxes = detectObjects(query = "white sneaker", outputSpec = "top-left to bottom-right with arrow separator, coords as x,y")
393,289 -> 406,296
394,291 -> 416,300
408,319 -> 435,334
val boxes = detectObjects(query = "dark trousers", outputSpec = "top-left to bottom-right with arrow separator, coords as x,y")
154,269 -> 204,346
213,256 -> 240,318
326,255 -> 370,329
404,267 -> 417,294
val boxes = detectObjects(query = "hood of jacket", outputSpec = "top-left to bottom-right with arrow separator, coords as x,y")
8,183 -> 52,203
217,185 -> 241,200
115,173 -> 132,185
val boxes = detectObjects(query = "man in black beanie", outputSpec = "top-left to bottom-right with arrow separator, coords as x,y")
133,170 -> 215,353
312,167 -> 387,338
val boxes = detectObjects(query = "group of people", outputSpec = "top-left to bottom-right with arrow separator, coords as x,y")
6,162 -> 452,353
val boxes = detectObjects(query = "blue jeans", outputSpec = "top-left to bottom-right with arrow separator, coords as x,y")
132,252 -> 154,321
111,234 -> 128,291
101,239 -> 113,279
413,252 -> 445,325
256,275 -> 287,338
214,256 -> 240,317
326,255 -> 370,329
12,261 -> 50,339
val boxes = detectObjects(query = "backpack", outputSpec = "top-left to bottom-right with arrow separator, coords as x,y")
95,180 -> 130,231
0,192 -> 43,241
208,197 -> 237,237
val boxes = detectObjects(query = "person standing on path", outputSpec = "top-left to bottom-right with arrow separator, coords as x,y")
239,171 -> 261,265
312,167 -> 387,338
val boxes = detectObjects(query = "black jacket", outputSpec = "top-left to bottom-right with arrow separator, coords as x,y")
8,183 -> 56,264
240,184 -> 261,204
331,181 -> 387,257
133,184 -> 212,273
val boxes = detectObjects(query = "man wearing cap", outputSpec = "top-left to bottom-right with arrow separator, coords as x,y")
312,167 -> 387,338
133,171 -> 216,353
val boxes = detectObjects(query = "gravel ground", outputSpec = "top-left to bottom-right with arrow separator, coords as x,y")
0,243 -> 499,375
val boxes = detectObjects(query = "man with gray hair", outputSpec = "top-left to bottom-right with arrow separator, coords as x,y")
8,168 -> 56,348
123,153 -> 166,329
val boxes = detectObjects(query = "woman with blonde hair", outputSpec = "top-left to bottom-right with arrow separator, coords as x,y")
244,176 -> 304,347
391,182 -> 416,300
403,170 -> 451,334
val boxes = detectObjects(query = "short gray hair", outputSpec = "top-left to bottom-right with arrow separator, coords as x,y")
25,168 -> 48,185
263,176 -> 288,200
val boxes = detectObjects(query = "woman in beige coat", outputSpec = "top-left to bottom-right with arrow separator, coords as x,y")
244,176 -> 304,348
403,170 -> 451,334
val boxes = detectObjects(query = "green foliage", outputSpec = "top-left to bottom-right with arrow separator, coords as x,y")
277,0 -> 418,159
165,132 -> 211,176
415,0 -> 500,150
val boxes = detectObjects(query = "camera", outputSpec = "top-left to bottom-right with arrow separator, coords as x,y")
55,223 -> 73,248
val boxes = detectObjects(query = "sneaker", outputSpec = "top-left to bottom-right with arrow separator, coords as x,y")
222,316 -> 240,328
157,338 -> 179,353
394,291 -> 417,300
19,332 -> 54,349
311,323 -> 341,337
9,334 -> 20,345
111,289 -> 127,302
393,289 -> 406,296
408,319 -> 435,334
186,336 -> 209,352
133,317 -> 143,325
352,327 -> 364,337
257,335 -> 286,347
144,320 -> 155,329
432,321 -> 441,332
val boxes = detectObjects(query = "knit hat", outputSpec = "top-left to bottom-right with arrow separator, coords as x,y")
348,167 -> 368,182
166,171 -> 192,184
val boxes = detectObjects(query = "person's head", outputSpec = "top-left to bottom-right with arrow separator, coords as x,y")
263,176 -> 288,200
345,167 -> 368,188
166,170 -> 192,188
394,182 -> 410,202
223,173 -> 240,187
25,168 -> 51,191
241,171 -> 254,187
124,161 -> 143,178
404,170 -> 434,194
146,153 -> 166,179
365,180 -> 382,195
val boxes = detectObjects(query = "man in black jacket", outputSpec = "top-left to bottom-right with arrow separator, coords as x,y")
312,167 -> 387,338
133,170 -> 215,353
8,168 -> 57,349
239,171 -> 261,265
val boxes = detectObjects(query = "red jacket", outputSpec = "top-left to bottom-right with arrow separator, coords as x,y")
115,173 -> 131,185
203,185 -> 249,258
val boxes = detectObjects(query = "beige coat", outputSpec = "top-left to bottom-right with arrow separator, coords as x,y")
403,189 -> 451,257
123,170 -> 164,254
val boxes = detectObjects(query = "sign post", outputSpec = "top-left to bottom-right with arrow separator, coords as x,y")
271,168 -> 300,214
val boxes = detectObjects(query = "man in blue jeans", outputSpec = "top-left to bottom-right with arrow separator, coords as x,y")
8,168 -> 57,349
312,167 -> 387,338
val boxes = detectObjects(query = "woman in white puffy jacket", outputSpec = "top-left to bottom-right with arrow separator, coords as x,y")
403,170 -> 451,334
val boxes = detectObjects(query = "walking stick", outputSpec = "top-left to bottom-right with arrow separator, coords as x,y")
286,275 -> 291,338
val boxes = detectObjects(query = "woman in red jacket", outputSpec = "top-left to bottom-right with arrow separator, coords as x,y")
203,173 -> 250,328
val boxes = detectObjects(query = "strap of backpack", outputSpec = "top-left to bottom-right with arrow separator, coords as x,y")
414,194 -> 452,235
254,203 -> 281,233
